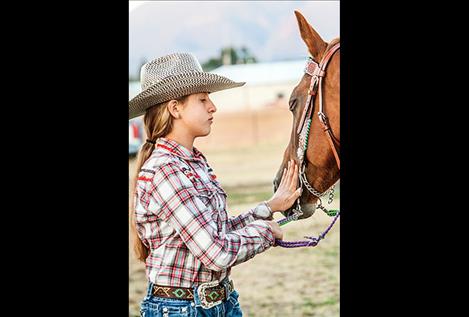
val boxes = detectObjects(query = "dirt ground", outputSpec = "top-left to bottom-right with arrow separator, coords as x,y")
129,108 -> 339,316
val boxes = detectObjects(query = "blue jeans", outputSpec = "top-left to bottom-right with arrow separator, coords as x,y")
140,278 -> 243,317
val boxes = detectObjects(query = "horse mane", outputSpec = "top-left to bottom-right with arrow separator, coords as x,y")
314,37 -> 340,62
328,37 -> 340,47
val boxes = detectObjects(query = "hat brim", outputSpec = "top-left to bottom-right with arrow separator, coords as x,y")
129,72 -> 245,119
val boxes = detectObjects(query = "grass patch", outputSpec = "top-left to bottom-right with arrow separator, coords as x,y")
224,183 -> 273,206
324,248 -> 339,258
303,297 -> 339,309
223,182 -> 340,207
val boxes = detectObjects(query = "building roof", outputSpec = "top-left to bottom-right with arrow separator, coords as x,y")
128,58 -> 308,98
210,58 -> 308,85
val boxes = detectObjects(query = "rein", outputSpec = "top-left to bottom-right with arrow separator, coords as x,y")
275,42 -> 341,248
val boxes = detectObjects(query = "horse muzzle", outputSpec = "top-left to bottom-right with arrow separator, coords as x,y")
274,178 -> 316,219
282,203 -> 316,220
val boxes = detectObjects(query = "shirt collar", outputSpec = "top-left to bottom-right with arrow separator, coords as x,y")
156,137 -> 205,162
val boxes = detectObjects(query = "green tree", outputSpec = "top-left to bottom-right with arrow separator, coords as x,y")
239,46 -> 257,64
201,46 -> 258,71
221,47 -> 238,65
202,58 -> 223,72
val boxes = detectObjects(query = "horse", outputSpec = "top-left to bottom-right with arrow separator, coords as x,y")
273,11 -> 340,220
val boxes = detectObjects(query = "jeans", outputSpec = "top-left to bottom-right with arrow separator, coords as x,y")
140,278 -> 243,317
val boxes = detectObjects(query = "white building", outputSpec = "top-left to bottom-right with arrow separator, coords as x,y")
128,58 -> 308,113
209,59 -> 306,112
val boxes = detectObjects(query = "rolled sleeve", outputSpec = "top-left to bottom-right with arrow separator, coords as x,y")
143,162 -> 275,271
227,202 -> 274,232
230,220 -> 275,266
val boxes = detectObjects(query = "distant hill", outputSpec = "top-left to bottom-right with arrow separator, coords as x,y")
129,1 -> 339,77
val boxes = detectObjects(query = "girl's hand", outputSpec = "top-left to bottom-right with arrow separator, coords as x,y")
265,220 -> 283,241
266,159 -> 302,212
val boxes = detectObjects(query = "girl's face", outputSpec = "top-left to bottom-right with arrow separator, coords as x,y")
179,92 -> 217,137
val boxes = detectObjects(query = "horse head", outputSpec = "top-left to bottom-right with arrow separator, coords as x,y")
273,11 -> 340,220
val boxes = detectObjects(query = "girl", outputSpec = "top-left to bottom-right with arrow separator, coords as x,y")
130,53 -> 301,317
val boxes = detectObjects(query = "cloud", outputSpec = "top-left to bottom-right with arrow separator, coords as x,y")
129,1 -> 339,76
129,1 -> 146,14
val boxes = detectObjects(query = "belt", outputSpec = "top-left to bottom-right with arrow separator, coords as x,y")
152,280 -> 234,309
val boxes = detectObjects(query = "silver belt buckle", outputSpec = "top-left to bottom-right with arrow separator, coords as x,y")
197,280 -> 222,309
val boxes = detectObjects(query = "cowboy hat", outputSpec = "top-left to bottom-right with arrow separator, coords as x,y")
129,52 -> 245,119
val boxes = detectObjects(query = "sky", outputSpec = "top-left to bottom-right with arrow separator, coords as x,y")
129,1 -> 145,13
129,1 -> 340,77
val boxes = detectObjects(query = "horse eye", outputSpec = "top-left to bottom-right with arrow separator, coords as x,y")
289,99 -> 297,111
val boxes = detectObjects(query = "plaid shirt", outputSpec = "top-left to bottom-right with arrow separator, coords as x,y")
134,137 -> 275,288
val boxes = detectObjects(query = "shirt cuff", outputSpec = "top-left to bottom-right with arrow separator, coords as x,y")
252,201 -> 274,220
250,220 -> 276,248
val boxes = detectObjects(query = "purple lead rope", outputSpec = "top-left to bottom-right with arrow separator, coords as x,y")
274,210 -> 340,248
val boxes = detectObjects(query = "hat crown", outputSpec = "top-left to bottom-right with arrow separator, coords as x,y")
140,53 -> 203,90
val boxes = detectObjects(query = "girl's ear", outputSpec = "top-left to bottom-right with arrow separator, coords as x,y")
167,100 -> 180,119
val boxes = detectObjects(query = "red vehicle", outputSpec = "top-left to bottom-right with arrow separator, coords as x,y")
129,118 -> 143,156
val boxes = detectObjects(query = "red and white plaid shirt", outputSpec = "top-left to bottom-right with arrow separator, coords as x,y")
134,137 -> 275,288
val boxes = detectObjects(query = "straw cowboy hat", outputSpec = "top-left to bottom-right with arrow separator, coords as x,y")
129,52 -> 245,119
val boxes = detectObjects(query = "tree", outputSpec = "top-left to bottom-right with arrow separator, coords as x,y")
202,58 -> 223,72
239,46 -> 257,64
201,46 -> 258,71
221,47 -> 238,65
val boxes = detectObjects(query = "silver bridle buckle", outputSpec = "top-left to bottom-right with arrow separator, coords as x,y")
197,280 -> 222,309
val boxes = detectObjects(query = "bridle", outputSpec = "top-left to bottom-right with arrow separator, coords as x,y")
297,42 -> 340,169
294,41 -> 340,216
275,41 -> 341,248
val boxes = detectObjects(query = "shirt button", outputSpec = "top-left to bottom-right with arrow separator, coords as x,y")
163,307 -> 168,312
182,307 -> 187,312
191,302 -> 195,307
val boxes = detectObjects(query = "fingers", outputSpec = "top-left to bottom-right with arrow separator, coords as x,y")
279,160 -> 297,189
288,187 -> 302,202
289,162 -> 299,190
279,160 -> 291,187
266,220 -> 283,240
279,166 -> 287,187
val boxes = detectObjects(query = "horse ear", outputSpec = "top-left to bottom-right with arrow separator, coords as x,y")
294,10 -> 327,60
